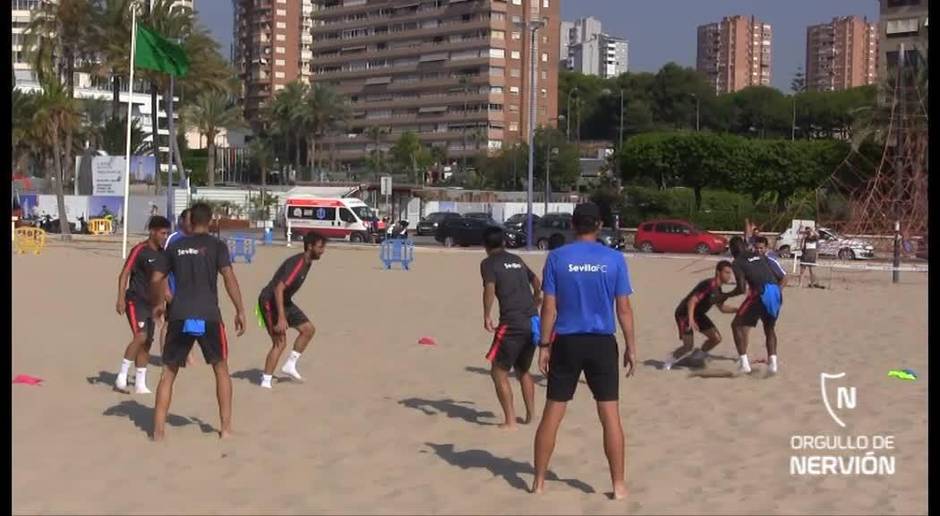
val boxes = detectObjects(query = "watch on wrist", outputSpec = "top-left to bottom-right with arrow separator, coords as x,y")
538,341 -> 552,348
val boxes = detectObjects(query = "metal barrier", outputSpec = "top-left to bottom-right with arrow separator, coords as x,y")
88,218 -> 113,235
227,233 -> 256,264
14,227 -> 47,255
380,239 -> 415,270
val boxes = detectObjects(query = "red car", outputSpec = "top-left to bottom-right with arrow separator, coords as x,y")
634,219 -> 728,254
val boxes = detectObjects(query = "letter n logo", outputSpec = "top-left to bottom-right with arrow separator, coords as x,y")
820,372 -> 856,428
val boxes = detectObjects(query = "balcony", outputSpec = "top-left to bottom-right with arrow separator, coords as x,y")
313,17 -> 493,52
313,37 -> 491,66
315,57 -> 496,81
313,0 -> 490,34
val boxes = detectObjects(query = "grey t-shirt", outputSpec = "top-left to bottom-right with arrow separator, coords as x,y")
156,233 -> 232,322
480,250 -> 538,331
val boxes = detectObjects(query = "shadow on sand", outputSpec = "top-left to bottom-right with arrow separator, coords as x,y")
102,399 -> 216,437
398,398 -> 496,426
230,368 -> 299,386
424,442 -> 595,494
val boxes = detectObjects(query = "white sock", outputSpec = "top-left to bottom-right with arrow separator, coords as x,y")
769,355 -> 778,371
118,358 -> 133,378
135,367 -> 147,386
261,374 -> 273,387
738,355 -> 751,370
285,350 -> 301,368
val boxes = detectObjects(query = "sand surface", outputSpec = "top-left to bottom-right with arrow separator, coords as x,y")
12,240 -> 928,515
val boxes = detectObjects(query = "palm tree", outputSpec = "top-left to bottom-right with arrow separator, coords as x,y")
90,0 -> 132,119
33,78 -> 80,239
184,91 -> 244,187
365,125 -> 390,183
299,83 -> 350,179
13,89 -> 40,175
24,0 -> 96,200
269,81 -> 308,180
249,136 -> 274,201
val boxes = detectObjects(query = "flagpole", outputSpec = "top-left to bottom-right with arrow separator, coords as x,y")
121,5 -> 138,259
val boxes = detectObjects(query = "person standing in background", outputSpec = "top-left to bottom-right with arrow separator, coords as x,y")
532,202 -> 636,500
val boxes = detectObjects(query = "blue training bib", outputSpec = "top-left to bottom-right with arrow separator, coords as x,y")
530,316 -> 541,347
760,284 -> 782,319
183,319 -> 206,336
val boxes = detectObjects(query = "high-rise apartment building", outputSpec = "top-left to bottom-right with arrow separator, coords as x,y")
805,17 -> 878,92
310,0 -> 560,165
559,20 -> 573,64
233,0 -> 315,125
878,0 -> 928,76
569,33 -> 627,78
697,15 -> 772,94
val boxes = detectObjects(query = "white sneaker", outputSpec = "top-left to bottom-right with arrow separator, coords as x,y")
663,360 -> 674,371
135,384 -> 152,394
115,374 -> 128,391
260,381 -> 273,389
280,363 -> 303,381
768,362 -> 779,374
736,360 -> 752,374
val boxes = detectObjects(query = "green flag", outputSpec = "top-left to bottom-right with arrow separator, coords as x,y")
135,25 -> 189,77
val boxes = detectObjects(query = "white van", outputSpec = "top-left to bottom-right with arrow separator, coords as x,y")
284,196 -> 378,243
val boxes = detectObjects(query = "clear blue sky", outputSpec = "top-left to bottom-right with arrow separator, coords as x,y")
196,0 -> 879,91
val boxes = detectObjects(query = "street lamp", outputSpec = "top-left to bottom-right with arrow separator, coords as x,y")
603,88 -> 625,174
689,93 -> 700,131
565,87 -> 579,142
515,18 -> 545,250
544,146 -> 559,216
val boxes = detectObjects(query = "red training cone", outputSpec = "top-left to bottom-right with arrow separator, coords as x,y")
12,374 -> 43,386
418,337 -> 437,346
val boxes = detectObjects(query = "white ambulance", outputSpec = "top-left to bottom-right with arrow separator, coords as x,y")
284,196 -> 378,243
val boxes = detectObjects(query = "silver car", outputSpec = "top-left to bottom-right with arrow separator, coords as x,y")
776,226 -> 875,260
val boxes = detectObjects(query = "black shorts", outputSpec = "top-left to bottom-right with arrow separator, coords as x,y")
734,292 -> 778,328
485,325 -> 535,372
258,296 -> 310,334
674,309 -> 716,337
163,320 -> 229,367
547,334 -> 619,402
125,299 -> 155,343
801,249 -> 817,264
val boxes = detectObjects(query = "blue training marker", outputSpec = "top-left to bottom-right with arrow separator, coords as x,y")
531,316 -> 541,347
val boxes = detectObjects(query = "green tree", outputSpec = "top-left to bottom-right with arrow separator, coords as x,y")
389,132 -> 433,185
300,83 -> 349,177
268,80 -> 307,180
33,78 -> 80,239
184,91 -> 244,187
533,127 -> 580,191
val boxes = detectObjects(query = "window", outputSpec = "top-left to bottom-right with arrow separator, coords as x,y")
509,122 -> 519,131
276,21 -> 286,29
509,86 -> 520,94
541,70 -> 547,80
511,50 -> 521,60
275,46 -> 286,54
509,104 -> 519,112
543,0 -> 549,6
276,8 -> 287,15
886,18 -> 920,35
339,209 -> 357,223
275,59 -> 285,66
641,223 -> 653,232
511,31 -> 521,40
541,53 -> 548,62
293,207 -> 336,221
276,34 -> 286,41
540,88 -> 547,97
511,0 -> 521,4
490,86 -> 503,94
510,68 -> 521,77
492,29 -> 505,39
275,71 -> 285,78
490,66 -> 504,77
489,48 -> 505,59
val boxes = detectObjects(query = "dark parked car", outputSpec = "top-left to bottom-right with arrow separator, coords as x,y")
633,219 -> 728,254
416,212 -> 462,236
504,213 -> 541,232
435,216 -> 525,248
531,213 -> 625,250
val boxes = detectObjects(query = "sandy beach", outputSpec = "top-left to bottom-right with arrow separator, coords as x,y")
12,240 -> 928,515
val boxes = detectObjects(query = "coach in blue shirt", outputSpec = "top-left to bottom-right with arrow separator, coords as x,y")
532,202 -> 636,500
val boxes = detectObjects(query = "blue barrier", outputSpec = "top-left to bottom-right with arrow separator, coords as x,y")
227,233 -> 256,264
262,228 -> 273,245
380,239 -> 415,270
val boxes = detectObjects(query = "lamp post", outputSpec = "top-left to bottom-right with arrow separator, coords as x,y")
545,146 -> 558,216
516,18 -> 545,250
791,96 -> 797,141
690,93 -> 700,131
566,87 -> 579,142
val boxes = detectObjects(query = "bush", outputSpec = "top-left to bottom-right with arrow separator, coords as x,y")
618,186 -> 771,231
